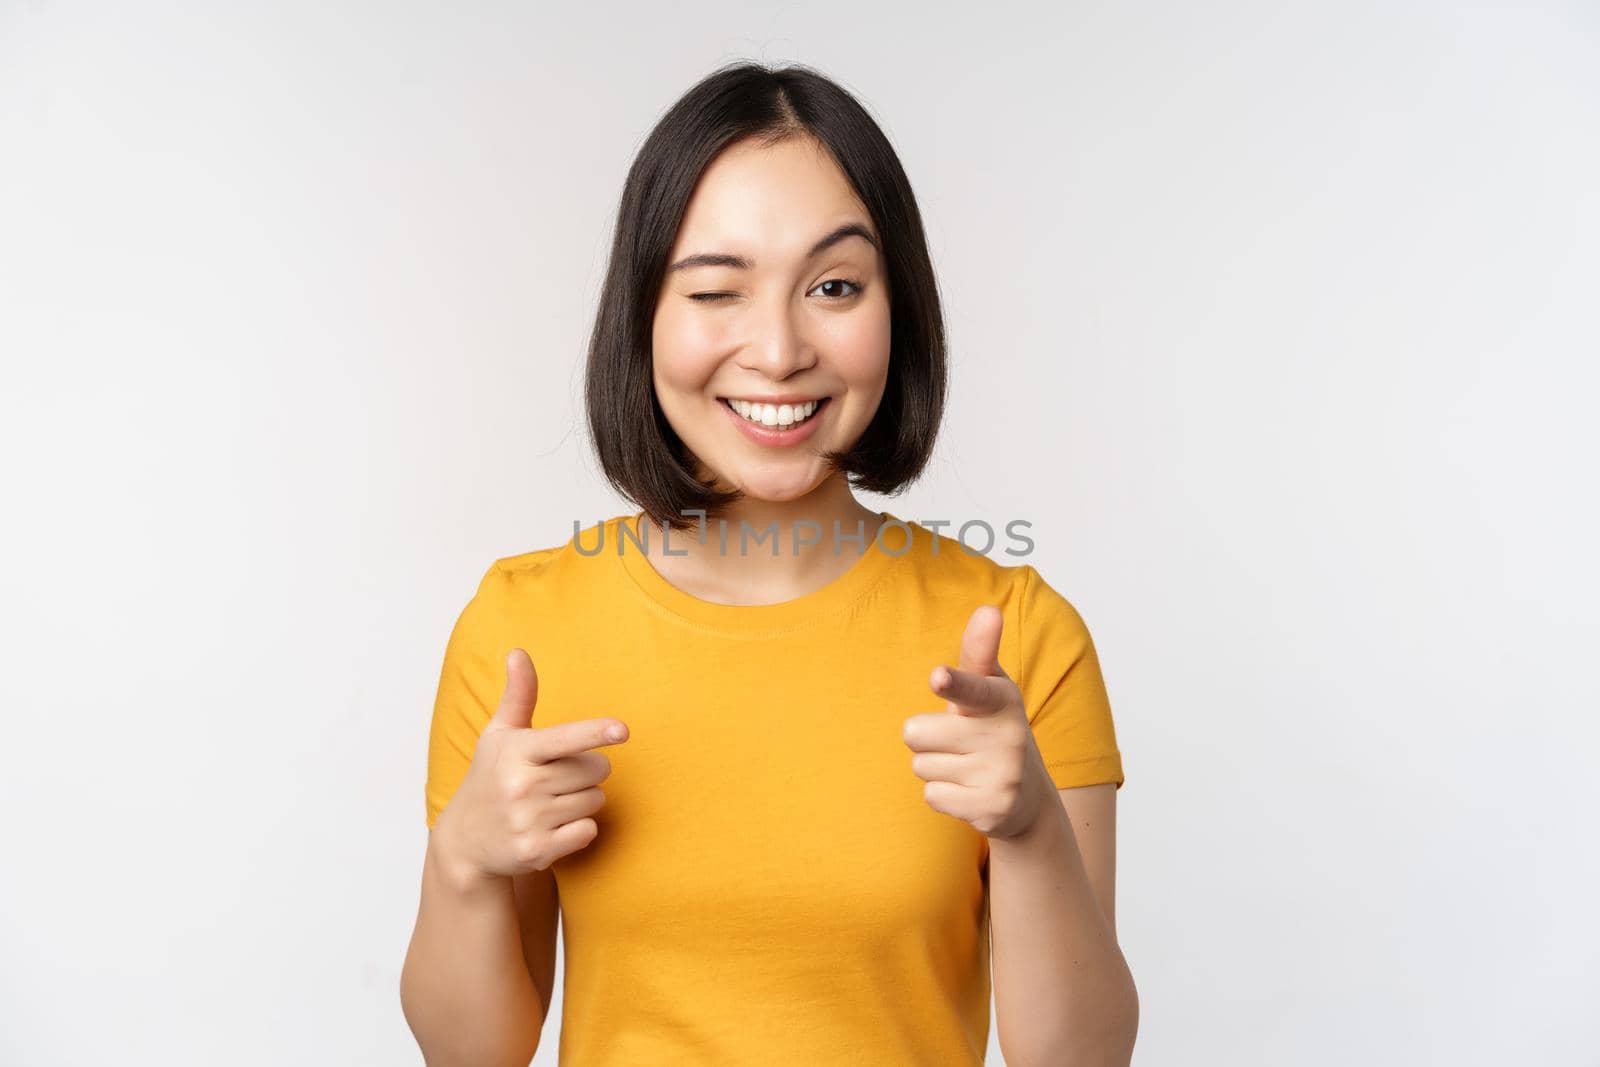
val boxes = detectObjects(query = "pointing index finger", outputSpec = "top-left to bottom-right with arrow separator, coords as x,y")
519,717 -> 630,763
932,664 -> 1011,715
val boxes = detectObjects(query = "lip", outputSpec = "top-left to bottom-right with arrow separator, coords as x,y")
717,393 -> 826,405
720,396 -> 831,447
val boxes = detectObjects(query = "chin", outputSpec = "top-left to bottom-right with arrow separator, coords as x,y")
726,471 -> 825,504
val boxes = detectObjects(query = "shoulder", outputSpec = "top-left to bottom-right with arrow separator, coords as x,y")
902,517 -> 1052,611
1012,562 -> 1090,636
898,519 -> 1096,683
458,513 -> 633,618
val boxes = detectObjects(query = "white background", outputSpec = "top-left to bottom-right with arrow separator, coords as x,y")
2,2 -> 1596,1063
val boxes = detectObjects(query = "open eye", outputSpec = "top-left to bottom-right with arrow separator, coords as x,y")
688,278 -> 865,304
811,278 -> 863,300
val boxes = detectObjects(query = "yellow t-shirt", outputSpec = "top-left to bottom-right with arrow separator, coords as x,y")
425,511 -> 1124,1065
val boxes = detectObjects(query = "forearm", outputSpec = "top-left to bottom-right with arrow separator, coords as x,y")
989,797 -> 1138,1066
400,835 -> 544,1067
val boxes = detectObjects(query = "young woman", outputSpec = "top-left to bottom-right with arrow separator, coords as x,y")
401,62 -> 1137,1066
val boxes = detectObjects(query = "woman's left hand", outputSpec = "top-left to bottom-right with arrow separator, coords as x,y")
902,604 -> 1056,841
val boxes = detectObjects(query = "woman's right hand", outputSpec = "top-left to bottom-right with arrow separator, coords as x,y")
432,648 -> 629,886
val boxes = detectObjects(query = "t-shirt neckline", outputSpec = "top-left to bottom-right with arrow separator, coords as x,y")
613,509 -> 913,634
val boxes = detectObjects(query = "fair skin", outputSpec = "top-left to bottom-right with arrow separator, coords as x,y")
644,133 -> 891,595
402,132 -> 1136,1066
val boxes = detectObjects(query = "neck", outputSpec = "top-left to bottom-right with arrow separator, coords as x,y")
635,474 -> 886,605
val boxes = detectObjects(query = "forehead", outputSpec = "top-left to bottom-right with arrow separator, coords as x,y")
669,135 -> 875,259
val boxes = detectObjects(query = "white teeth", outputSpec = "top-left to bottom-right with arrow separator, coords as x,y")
728,398 -> 820,428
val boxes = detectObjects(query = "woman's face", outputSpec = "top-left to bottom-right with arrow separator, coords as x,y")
651,134 -> 892,503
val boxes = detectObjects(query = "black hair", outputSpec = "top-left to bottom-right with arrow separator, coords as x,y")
584,60 -> 947,532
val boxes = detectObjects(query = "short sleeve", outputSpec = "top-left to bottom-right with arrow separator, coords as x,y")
1015,565 -> 1125,791
424,562 -> 511,830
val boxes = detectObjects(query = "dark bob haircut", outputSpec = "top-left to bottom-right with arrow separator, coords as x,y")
584,61 -> 947,533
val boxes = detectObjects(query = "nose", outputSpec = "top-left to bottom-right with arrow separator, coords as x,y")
737,295 -> 817,381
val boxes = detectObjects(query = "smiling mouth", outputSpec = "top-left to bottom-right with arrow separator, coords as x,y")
719,395 -> 831,430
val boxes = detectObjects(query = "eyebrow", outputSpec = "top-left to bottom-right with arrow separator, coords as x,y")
666,222 -> 879,274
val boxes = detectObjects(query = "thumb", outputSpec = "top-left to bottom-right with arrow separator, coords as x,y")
486,648 -> 538,731
958,604 -> 1003,677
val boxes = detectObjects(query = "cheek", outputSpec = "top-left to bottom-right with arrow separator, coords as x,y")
822,299 -> 892,388
651,304 -> 725,394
